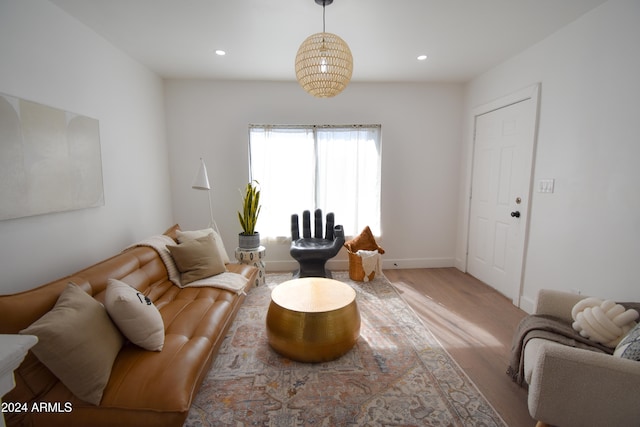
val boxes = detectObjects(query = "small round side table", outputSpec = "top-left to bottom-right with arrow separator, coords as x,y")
266,277 -> 360,363
235,245 -> 266,287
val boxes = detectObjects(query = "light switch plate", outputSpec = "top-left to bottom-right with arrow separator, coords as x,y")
538,179 -> 555,193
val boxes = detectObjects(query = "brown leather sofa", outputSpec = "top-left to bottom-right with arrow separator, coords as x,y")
0,225 -> 258,427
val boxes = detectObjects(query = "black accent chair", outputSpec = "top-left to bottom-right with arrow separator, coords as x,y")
290,209 -> 345,278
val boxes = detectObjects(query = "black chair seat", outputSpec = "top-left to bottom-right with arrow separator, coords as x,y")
292,238 -> 333,249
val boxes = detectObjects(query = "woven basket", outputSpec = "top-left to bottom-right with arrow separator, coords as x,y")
348,251 -> 376,282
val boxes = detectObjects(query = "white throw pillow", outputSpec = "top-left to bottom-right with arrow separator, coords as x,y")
177,227 -> 230,264
105,279 -> 165,351
571,297 -> 639,347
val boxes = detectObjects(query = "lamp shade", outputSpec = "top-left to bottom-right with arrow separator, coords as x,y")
295,32 -> 353,98
192,158 -> 210,190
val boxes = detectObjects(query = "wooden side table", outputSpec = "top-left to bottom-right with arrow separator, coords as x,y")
0,334 -> 38,427
235,245 -> 266,287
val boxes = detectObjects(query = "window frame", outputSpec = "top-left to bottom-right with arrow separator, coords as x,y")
248,124 -> 382,240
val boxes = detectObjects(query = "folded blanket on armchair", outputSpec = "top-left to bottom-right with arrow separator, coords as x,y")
507,314 -> 613,388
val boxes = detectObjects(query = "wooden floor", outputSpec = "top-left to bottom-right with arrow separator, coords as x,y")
383,268 -> 535,427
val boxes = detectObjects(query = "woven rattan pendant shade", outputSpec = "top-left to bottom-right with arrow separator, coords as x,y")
295,32 -> 353,98
295,0 -> 353,98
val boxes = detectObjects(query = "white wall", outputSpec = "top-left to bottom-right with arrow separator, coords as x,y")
0,0 -> 173,293
164,80 -> 464,272
8,1 -> 632,305
458,0 -> 640,310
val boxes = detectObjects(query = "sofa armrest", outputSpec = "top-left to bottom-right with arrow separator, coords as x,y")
534,289 -> 586,323
527,339 -> 640,427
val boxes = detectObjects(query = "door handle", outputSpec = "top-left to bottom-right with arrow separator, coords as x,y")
510,211 -> 521,218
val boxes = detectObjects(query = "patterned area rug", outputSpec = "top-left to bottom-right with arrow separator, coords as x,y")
184,272 -> 505,426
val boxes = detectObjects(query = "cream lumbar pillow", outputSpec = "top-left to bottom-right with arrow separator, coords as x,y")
20,283 -> 123,405
176,227 -> 230,264
105,279 -> 164,351
571,297 -> 639,347
167,233 -> 227,284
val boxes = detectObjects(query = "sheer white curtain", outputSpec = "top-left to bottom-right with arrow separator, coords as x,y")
315,126 -> 381,236
249,124 -> 381,241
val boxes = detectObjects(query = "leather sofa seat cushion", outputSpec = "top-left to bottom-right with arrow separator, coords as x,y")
101,283 -> 239,410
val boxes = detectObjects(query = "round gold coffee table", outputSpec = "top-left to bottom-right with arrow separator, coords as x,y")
266,277 -> 360,363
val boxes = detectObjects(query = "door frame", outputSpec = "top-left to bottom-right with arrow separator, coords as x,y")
460,83 -> 541,308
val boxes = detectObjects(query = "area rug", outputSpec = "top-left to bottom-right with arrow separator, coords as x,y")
184,272 -> 506,426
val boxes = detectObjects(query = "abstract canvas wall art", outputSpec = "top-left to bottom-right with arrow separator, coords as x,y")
0,93 -> 104,220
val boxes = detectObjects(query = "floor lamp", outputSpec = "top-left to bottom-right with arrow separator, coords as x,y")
192,158 -> 220,234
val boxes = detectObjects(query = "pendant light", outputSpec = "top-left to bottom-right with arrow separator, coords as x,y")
295,0 -> 353,98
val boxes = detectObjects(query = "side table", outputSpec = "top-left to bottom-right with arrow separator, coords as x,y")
235,245 -> 266,287
266,277 -> 360,362
1,334 -> 38,427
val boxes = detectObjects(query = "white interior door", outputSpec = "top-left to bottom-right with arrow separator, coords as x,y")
467,86 -> 539,305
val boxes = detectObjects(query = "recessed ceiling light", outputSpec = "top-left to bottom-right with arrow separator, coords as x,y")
215,50 -> 226,56
417,54 -> 428,61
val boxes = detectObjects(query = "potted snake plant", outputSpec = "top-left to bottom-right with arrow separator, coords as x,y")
237,180 -> 261,249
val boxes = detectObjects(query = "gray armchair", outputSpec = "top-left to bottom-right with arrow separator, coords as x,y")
290,209 -> 344,278
522,290 -> 640,427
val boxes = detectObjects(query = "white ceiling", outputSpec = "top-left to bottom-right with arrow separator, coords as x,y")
49,0 -> 607,83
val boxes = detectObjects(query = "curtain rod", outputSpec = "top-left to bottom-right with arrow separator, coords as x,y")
249,124 -> 381,129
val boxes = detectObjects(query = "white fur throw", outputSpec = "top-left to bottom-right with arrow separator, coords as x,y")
571,297 -> 639,348
356,249 -> 381,282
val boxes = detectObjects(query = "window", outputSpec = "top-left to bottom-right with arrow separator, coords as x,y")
249,124 -> 381,240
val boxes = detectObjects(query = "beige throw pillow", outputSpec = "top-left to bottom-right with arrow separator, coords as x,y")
176,227 -> 230,264
167,233 -> 226,284
105,279 -> 164,351
20,283 -> 123,405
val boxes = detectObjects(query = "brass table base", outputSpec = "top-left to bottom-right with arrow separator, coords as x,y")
266,278 -> 360,363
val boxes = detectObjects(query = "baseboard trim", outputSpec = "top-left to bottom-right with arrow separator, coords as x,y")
265,260 -> 300,272
519,295 -> 536,314
264,258 -> 456,272
381,258 -> 456,269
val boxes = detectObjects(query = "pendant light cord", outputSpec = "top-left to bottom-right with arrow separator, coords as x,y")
322,2 -> 326,33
